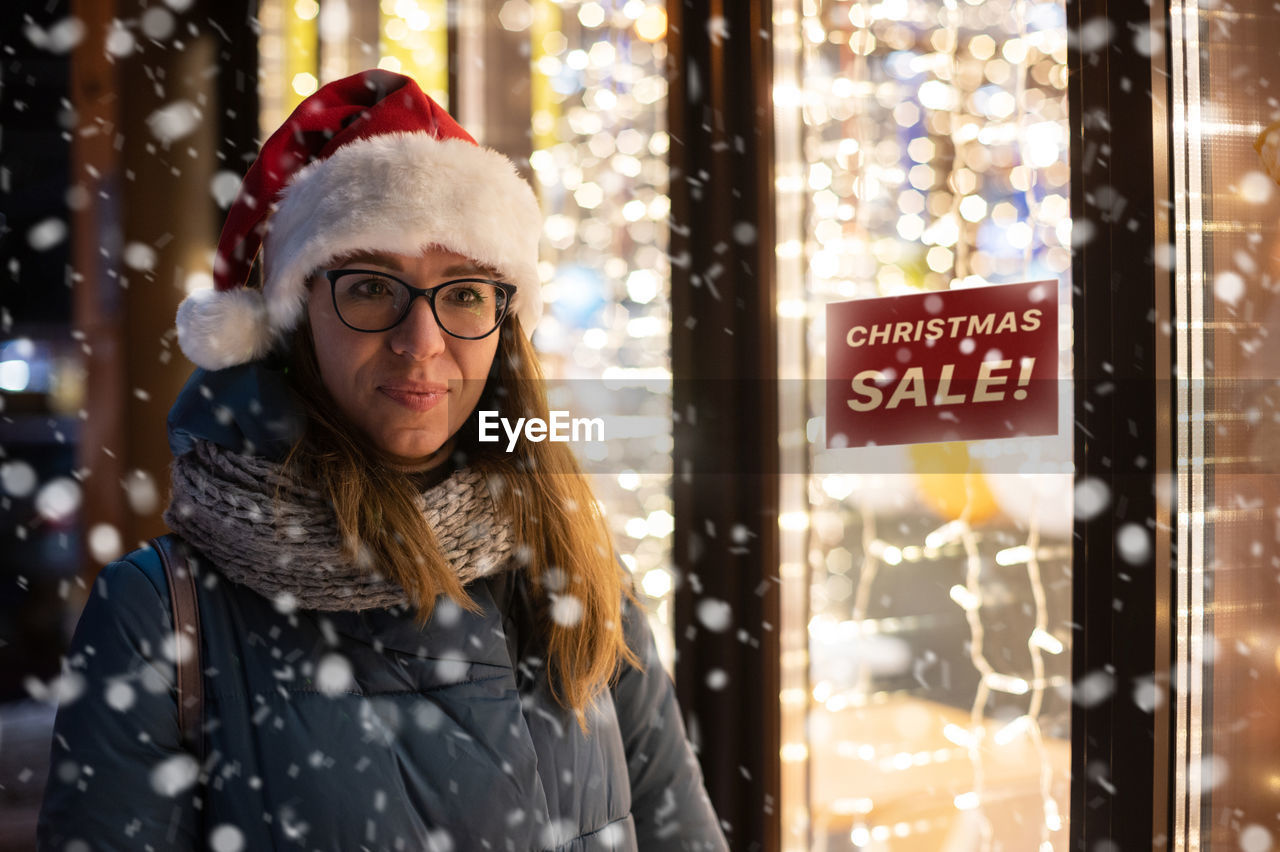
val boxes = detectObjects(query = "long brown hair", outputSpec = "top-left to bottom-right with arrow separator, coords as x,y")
280,313 -> 640,727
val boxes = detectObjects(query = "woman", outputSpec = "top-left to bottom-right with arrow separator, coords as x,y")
37,70 -> 727,851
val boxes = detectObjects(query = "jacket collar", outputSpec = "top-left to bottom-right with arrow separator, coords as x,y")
167,359 -> 306,463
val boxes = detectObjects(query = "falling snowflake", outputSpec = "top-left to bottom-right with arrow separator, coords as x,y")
696,598 -> 732,632
104,20 -> 135,57
207,824 -> 244,852
1116,523 -> 1151,565
1073,477 -> 1110,520
163,631 -> 197,666
1075,17 -> 1114,52
425,828 -> 455,852
1214,271 -> 1245,306
1241,825 -> 1273,852
413,700 -> 445,732
139,7 -> 175,40
123,469 -> 159,514
24,17 -> 85,53
104,680 -> 135,712
150,754 -> 199,797
540,819 -> 577,848
27,218 -> 67,251
1,460 -> 38,498
315,653 -> 354,696
210,171 -> 241,208
25,671 -> 86,705
1071,669 -> 1114,708
122,242 -> 158,272
706,16 -> 729,46
434,652 -> 470,685
146,100 -> 201,144
549,593 -> 583,627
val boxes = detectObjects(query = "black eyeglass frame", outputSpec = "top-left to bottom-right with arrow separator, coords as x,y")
323,268 -> 517,340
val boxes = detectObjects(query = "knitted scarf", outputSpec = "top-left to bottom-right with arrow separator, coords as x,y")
163,439 -> 514,611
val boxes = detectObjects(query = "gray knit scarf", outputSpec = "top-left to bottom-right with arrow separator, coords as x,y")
163,439 -> 513,611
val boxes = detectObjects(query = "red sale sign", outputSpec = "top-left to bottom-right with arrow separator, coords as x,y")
825,280 -> 1059,448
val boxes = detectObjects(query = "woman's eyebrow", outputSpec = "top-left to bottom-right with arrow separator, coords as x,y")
441,262 -> 501,278
338,252 -> 403,270
333,255 -> 500,279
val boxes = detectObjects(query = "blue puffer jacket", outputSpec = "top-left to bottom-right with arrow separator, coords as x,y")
36,364 -> 728,851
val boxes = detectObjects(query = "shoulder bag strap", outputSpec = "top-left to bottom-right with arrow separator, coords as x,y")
149,535 -> 205,764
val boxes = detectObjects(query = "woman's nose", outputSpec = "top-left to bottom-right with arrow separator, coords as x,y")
388,295 -> 448,359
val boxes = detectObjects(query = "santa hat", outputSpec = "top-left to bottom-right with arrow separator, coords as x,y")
176,69 -> 544,371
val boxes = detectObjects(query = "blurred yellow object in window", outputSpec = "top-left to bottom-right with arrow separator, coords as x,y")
910,443 -> 1000,523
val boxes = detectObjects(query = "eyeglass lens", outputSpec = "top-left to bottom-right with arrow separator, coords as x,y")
332,272 -> 507,337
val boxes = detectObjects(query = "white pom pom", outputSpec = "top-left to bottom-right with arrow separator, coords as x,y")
175,287 -> 275,370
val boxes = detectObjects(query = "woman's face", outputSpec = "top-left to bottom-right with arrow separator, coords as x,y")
305,246 -> 503,466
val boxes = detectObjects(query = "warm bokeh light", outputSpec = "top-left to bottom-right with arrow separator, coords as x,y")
290,71 -> 318,96
634,6 -> 667,42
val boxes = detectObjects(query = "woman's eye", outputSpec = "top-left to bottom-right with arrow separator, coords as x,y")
353,278 -> 392,297
445,287 -> 484,304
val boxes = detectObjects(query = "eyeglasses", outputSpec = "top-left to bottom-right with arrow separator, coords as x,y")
324,269 -> 516,340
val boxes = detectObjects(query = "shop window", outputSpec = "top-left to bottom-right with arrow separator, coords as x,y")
773,1 -> 1074,848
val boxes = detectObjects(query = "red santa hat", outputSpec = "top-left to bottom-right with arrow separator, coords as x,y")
176,69 -> 543,370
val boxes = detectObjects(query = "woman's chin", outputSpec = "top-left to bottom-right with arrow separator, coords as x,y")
375,433 -> 453,469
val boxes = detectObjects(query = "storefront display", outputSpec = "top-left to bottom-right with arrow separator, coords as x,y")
773,1 -> 1073,847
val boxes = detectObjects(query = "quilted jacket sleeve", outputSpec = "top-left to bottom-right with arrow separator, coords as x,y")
37,553 -> 201,851
612,594 -> 729,851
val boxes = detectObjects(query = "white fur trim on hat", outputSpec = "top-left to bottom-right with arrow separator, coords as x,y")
264,132 -> 543,345
176,286 -> 274,371
175,132 -> 543,370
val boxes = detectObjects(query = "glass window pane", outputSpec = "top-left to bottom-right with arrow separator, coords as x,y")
773,1 -> 1074,848
1170,0 -> 1280,846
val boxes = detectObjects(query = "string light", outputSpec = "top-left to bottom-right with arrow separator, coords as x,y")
1024,492 -> 1058,852
851,503 -> 881,698
958,512 -> 997,848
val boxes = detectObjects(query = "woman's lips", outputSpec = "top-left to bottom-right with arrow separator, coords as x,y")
378,386 -> 447,412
